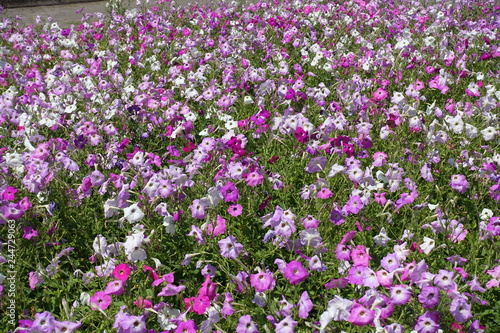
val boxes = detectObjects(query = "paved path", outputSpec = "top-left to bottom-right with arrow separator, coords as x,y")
1,0 -> 227,28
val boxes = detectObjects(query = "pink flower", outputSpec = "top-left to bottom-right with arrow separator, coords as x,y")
244,171 -> 264,187
104,280 -> 125,295
250,269 -> 275,292
113,263 -> 131,281
192,295 -> 211,315
317,188 -> 333,199
198,276 -> 218,300
372,88 -> 388,101
297,291 -> 313,318
90,291 -> 112,310
283,260 -> 309,285
175,320 -> 197,333
134,297 -> 153,309
206,215 -> 226,237
1,186 -> 17,201
29,271 -> 44,290
372,152 -> 388,166
351,245 -> 371,267
228,204 -> 243,217
390,285 -> 412,305
348,301 -> 375,326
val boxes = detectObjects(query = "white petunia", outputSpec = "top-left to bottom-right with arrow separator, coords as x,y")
481,126 -> 496,141
123,203 -> 144,224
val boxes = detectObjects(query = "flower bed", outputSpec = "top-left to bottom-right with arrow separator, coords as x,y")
0,0 -> 500,332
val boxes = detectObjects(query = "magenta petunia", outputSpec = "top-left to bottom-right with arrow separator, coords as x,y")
372,88 -> 388,101
250,269 -> 275,292
220,182 -> 240,202
283,260 -> 309,285
1,186 -> 17,201
90,291 -> 112,311
113,263 -> 131,281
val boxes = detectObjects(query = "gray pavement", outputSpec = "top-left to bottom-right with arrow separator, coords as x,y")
0,0 -> 229,28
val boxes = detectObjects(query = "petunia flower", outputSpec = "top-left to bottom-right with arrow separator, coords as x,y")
113,263 -> 131,281
228,204 -> 243,217
390,285 -> 412,305
297,291 -> 314,318
244,171 -> 264,187
236,315 -> 258,333
283,260 -> 309,285
1,186 -> 17,201
104,280 -> 125,295
449,175 -> 469,194
414,311 -> 440,333
317,187 -> 333,199
122,203 -> 144,224
218,235 -> 243,259
250,269 -> 275,292
348,301 -> 375,326
220,182 -> 239,202
175,319 -> 197,333
90,291 -> 112,311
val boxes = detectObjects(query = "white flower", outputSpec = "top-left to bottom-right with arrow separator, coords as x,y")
163,215 -> 176,234
4,152 -> 22,166
480,208 -> 494,221
184,112 -> 197,122
394,242 -> 410,261
243,96 -> 254,104
158,307 -> 181,330
123,203 -> 144,224
225,120 -> 238,130
481,126 -> 496,141
374,227 -> 391,246
465,123 -> 478,138
80,292 -> 91,306
123,233 -> 147,262
420,237 -> 436,255
199,128 -> 210,136
328,164 -> 345,177
445,115 -> 464,134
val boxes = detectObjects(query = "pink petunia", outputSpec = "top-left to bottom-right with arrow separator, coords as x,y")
2,186 -> 17,201
283,260 -> 309,285
317,188 -> 333,199
90,291 -> 112,311
244,171 -> 264,187
113,263 -> 131,281
228,204 -> 243,217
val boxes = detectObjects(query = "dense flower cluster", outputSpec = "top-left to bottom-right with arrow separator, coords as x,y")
0,0 -> 499,332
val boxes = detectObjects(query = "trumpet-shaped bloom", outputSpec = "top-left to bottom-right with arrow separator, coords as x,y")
283,260 -> 309,285
236,315 -> 258,333
90,291 -> 112,310
348,301 -> 375,326
218,235 -> 244,259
